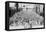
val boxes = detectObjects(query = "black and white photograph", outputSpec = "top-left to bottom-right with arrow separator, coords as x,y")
5,1 -> 45,31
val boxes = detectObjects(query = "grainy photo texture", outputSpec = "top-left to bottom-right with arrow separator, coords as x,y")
5,1 -> 45,31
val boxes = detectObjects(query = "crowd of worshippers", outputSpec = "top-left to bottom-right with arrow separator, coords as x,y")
9,10 -> 43,28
